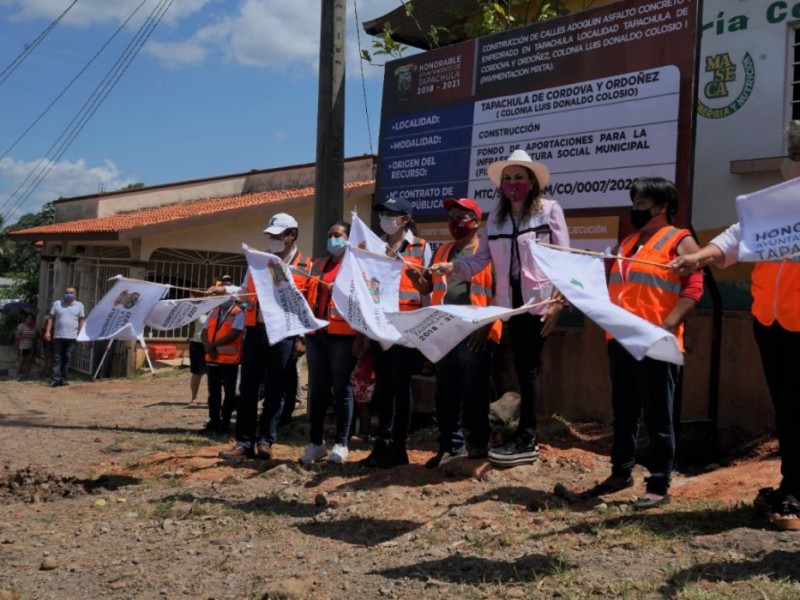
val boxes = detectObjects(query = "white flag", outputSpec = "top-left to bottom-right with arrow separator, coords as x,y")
736,177 -> 800,262
145,296 -> 230,331
332,245 -> 407,348
388,303 -> 532,363
243,244 -> 327,344
349,210 -> 388,254
78,276 -> 169,341
529,242 -> 683,365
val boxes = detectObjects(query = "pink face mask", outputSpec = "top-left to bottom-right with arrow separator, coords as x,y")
501,182 -> 529,203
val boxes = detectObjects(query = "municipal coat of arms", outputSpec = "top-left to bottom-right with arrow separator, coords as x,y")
268,260 -> 289,285
362,272 -> 381,304
113,289 -> 140,309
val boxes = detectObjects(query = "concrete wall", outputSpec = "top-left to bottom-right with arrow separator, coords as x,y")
139,191 -> 373,260
538,309 -> 773,454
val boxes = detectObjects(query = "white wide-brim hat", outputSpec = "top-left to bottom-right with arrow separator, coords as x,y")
487,149 -> 551,188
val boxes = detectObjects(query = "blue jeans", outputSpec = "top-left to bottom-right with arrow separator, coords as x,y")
434,338 -> 494,453
371,342 -> 419,443
235,325 -> 294,448
306,333 -> 357,446
608,339 -> 678,495
51,338 -> 77,385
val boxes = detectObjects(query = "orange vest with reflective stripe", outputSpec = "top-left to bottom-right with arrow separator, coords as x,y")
397,234 -> 428,311
431,241 -> 502,343
205,304 -> 243,364
305,256 -> 356,336
607,226 -> 688,351
244,250 -> 312,327
751,261 -> 800,331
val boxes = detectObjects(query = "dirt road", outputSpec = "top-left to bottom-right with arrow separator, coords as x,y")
1,368 -> 799,600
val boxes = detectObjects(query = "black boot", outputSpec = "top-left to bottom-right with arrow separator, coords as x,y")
378,441 -> 409,469
359,438 -> 390,468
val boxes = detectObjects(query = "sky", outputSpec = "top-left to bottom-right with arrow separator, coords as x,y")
0,0 -> 409,224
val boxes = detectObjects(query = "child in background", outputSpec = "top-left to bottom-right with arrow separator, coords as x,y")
16,312 -> 39,380
351,352 -> 375,443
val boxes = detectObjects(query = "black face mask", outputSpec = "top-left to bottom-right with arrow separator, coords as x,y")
630,208 -> 654,230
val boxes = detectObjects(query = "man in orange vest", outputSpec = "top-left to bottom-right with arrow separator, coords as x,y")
589,177 -> 703,509
409,198 -> 502,468
216,213 -> 312,460
201,294 -> 244,433
670,122 -> 800,528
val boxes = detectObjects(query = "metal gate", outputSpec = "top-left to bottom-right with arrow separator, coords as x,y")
47,251 -> 247,378
66,260 -> 132,378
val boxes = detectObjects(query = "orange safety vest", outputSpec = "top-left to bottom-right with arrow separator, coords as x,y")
607,226 -> 689,351
397,234 -> 428,311
205,304 -> 243,364
305,256 -> 356,336
751,261 -> 800,331
431,241 -> 502,343
244,250 -> 312,327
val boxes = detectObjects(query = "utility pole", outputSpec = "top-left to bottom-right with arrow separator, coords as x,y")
313,0 -> 346,257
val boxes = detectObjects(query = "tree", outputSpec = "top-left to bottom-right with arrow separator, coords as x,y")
0,202 -> 55,302
363,0 -> 594,62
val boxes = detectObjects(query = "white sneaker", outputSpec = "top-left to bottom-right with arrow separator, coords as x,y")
329,444 -> 349,464
299,442 -> 327,465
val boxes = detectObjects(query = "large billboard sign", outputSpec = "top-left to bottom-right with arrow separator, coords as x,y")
377,0 -> 699,238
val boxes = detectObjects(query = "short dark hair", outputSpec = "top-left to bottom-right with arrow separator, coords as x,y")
629,177 -> 678,223
331,220 -> 351,236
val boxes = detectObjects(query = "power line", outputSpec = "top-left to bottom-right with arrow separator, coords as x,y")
1,0 -> 174,223
0,0 -> 149,163
0,0 -> 79,88
352,0 -> 374,156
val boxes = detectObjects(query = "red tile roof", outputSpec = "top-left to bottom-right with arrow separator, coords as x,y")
11,181 -> 375,240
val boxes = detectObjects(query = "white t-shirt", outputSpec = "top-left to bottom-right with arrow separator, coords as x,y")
48,300 -> 85,339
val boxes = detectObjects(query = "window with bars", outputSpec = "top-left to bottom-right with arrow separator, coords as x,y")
792,27 -> 800,121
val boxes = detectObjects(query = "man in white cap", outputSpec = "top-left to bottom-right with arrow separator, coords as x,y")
214,212 -> 312,459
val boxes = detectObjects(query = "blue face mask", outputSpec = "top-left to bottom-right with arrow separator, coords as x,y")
326,236 -> 346,255
63,293 -> 75,303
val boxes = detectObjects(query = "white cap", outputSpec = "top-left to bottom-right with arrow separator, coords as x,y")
486,149 -> 551,188
263,212 -> 298,234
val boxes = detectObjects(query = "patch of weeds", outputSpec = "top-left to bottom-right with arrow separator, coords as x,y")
252,512 -> 283,536
491,528 -> 528,549
744,576 -> 800,600
587,516 -> 674,550
148,498 -> 175,519
551,413 -> 572,427
416,520 -> 450,548
530,550 -> 576,587
602,577 -> 661,598
166,433 -> 214,448
673,575 -> 800,600
450,584 -> 485,600
147,442 -> 171,453
181,499 -> 214,519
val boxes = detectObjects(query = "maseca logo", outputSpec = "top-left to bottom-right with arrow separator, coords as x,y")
697,51 -> 755,119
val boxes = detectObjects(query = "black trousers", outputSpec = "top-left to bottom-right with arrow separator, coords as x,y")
753,319 -> 800,494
